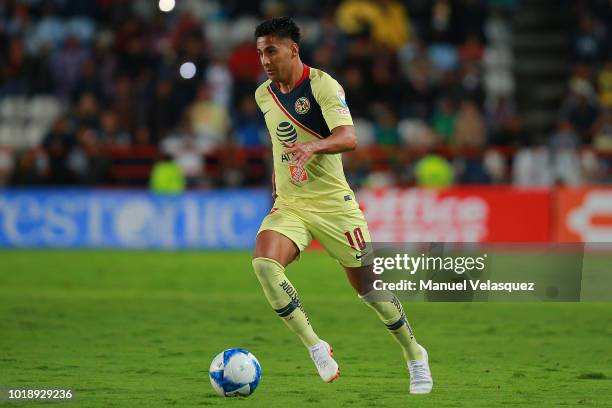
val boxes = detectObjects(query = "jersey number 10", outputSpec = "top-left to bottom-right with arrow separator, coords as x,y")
344,228 -> 366,250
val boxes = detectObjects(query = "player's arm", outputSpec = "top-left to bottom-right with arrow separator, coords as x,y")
282,126 -> 356,167
283,72 -> 356,167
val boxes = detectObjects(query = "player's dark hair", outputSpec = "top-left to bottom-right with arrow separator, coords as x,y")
254,16 -> 301,44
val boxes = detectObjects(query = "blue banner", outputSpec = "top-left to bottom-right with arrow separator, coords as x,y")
0,189 -> 271,249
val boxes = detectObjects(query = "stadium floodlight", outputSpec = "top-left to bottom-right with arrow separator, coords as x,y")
158,0 -> 175,12
179,62 -> 196,79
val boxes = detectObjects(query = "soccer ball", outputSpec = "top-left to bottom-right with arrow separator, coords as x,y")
209,348 -> 261,397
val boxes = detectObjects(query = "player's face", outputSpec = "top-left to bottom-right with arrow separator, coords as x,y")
256,35 -> 298,83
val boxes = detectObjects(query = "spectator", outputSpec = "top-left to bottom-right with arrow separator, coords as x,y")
0,38 -> 29,96
11,148 -> 49,186
27,42 -> 55,95
41,117 -> 74,185
111,76 -> 137,135
560,81 -> 600,143
115,19 -> 152,78
593,109 -> 612,150
161,118 -> 213,187
453,99 -> 486,148
451,104 -> 489,185
403,56 -> 435,120
98,110 -> 131,147
92,33 -> 117,103
550,120 -> 580,151
549,120 -> 582,185
486,96 -> 523,145
341,66 -> 370,118
426,0 -> 450,42
483,149 -> 508,184
456,62 -> 484,105
399,120 -> 438,149
206,54 -> 233,111
571,14 -> 608,64
432,96 -> 457,144
133,68 -> 155,130
49,34 -> 89,102
27,1 -> 65,51
4,3 -> 33,38
189,84 -> 230,146
228,39 -> 261,84
512,145 -> 553,186
370,56 -> 403,108
312,44 -> 336,76
67,127 -> 109,185
456,156 -> 491,184
598,60 -> 612,109
233,96 -> 266,146
148,79 -> 180,143
134,127 -> 151,145
428,43 -> 458,73
454,0 -> 487,43
458,32 -> 484,63
74,92 -> 100,129
73,58 -> 104,103
0,149 -> 15,186
374,106 -> 401,145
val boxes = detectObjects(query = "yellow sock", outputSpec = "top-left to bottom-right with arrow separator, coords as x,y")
360,290 -> 422,361
252,257 -> 320,348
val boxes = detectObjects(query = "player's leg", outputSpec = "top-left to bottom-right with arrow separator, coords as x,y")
345,264 -> 432,393
311,208 -> 432,392
344,264 -> 422,361
253,211 -> 339,382
253,227 -> 319,348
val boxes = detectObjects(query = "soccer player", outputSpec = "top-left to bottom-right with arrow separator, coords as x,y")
251,17 -> 433,394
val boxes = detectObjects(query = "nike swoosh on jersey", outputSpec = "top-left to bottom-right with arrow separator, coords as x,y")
355,252 -> 368,260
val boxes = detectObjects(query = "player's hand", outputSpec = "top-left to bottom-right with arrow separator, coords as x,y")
282,141 -> 317,167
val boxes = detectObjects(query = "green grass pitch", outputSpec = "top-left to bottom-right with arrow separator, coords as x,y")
0,250 -> 610,407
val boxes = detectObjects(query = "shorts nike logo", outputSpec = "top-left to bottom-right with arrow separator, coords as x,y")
355,252 -> 368,260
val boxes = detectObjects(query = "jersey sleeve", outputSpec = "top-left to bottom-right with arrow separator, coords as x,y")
312,73 -> 353,131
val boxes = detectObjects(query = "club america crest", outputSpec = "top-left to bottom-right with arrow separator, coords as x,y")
294,97 -> 310,114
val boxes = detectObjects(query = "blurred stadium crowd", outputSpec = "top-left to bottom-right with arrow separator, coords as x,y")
0,0 -> 611,189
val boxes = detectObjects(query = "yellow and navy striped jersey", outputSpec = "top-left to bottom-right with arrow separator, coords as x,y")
255,65 -> 358,212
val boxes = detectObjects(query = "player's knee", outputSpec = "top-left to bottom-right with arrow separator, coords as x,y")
345,265 -> 377,296
352,282 -> 372,296
252,257 -> 284,281
254,229 -> 301,265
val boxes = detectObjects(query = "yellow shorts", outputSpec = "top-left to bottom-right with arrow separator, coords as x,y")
258,206 -> 371,268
